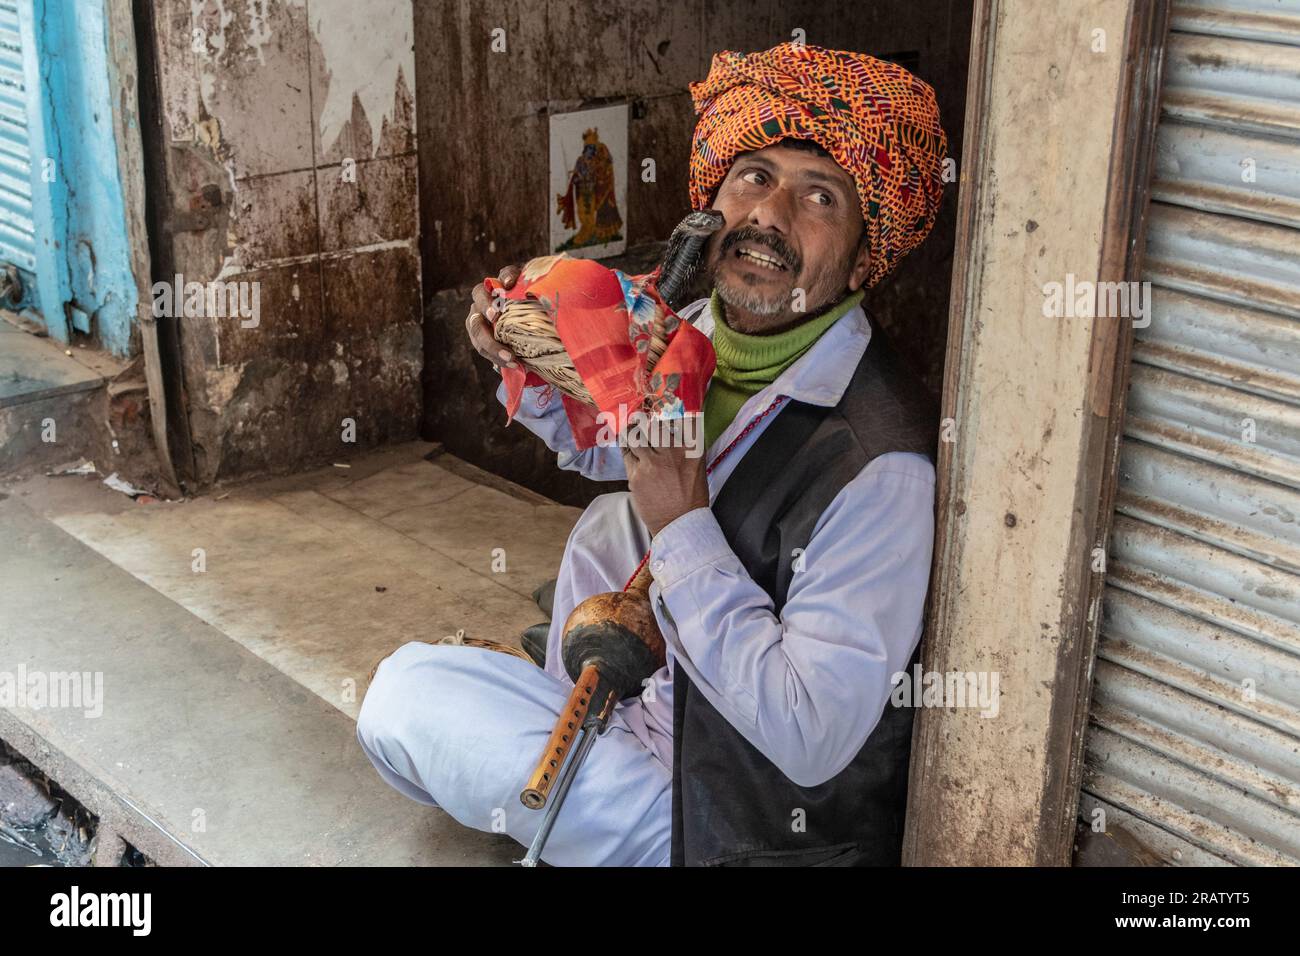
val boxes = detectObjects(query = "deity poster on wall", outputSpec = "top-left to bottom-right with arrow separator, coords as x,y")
548,103 -> 628,259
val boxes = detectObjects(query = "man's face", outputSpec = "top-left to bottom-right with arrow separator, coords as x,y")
704,142 -> 870,333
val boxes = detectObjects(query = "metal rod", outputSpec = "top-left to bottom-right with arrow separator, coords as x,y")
519,687 -> 616,867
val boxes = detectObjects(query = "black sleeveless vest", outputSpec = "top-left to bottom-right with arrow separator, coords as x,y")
669,311 -> 938,867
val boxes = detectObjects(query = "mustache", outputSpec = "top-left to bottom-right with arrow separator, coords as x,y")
718,227 -> 799,272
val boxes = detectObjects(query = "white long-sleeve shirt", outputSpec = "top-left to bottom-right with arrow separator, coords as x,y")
494,296 -> 935,788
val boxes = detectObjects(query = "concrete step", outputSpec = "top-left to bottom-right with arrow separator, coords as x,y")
0,494 -> 523,865
0,443 -> 582,865
0,315 -> 128,479
23,442 -> 578,720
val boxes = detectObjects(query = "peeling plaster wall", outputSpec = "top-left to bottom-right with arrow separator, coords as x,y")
415,1 -> 972,505
147,0 -> 419,485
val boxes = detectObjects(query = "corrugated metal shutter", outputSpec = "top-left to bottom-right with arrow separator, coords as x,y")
1080,0 -> 1300,866
0,0 -> 36,296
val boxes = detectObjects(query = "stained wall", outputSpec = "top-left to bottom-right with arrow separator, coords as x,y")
416,1 -> 973,505
144,0 -> 420,486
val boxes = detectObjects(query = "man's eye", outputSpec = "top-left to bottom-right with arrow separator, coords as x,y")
811,192 -> 833,206
743,170 -> 767,185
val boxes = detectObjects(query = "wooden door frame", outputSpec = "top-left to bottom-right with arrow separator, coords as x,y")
904,0 -> 1172,865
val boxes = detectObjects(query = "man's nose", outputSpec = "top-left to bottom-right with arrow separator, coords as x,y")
746,186 -> 795,236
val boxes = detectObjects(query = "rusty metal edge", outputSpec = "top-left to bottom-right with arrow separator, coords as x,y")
1048,0 -> 1175,867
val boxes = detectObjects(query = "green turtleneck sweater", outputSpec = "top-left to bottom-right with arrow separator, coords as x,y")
702,287 -> 865,450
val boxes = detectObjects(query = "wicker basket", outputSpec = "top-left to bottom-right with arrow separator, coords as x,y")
365,631 -> 534,687
490,257 -> 671,408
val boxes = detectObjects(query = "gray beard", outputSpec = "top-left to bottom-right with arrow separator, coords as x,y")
712,273 -> 789,317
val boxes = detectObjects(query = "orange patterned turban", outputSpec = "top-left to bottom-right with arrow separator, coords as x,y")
688,43 -> 949,288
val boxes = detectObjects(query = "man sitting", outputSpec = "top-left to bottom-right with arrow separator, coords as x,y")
357,41 -> 949,867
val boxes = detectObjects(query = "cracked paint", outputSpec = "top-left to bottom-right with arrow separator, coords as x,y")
308,0 -> 414,158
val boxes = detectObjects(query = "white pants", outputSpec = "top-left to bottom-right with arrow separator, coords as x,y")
357,643 -> 671,866
356,494 -> 674,866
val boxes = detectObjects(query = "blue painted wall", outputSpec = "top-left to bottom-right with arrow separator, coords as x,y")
20,0 -> 139,356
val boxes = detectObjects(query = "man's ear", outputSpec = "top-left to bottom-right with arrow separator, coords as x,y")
847,229 -> 872,292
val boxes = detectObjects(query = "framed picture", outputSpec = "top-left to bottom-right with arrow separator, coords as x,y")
548,103 -> 628,259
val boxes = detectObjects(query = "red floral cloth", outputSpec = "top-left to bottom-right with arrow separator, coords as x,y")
484,255 -> 716,450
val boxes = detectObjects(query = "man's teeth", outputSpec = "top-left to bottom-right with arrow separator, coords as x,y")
736,248 -> 786,270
